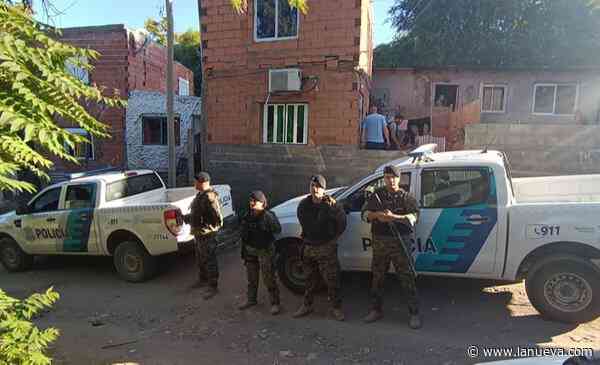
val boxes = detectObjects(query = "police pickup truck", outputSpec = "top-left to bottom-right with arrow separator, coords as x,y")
272,145 -> 600,323
0,170 -> 234,282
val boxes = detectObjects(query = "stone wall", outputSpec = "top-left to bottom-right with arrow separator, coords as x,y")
126,91 -> 201,173
464,123 -> 600,176
206,144 -> 407,208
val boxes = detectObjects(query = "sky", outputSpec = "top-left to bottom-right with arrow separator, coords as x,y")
34,0 -> 396,46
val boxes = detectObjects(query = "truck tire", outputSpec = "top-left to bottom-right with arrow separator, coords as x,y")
0,237 -> 33,272
113,241 -> 158,283
525,256 -> 600,323
277,245 -> 308,295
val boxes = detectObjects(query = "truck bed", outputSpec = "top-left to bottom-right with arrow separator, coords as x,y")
513,174 -> 600,203
102,185 -> 234,218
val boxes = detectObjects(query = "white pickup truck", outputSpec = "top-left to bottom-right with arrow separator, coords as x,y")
0,170 -> 235,282
271,145 -> 600,323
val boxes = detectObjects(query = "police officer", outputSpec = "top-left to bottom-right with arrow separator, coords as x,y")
361,165 -> 421,328
184,172 -> 223,300
238,190 -> 282,315
293,175 -> 347,321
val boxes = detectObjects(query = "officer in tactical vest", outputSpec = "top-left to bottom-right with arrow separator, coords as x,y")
293,175 -> 347,321
238,190 -> 282,314
361,165 -> 422,328
184,172 -> 223,300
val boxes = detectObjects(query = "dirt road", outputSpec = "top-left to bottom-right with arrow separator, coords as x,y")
1,248 -> 598,365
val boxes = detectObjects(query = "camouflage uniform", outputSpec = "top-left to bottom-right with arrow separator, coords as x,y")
361,186 -> 420,314
297,195 -> 347,309
186,188 -> 223,289
240,210 -> 282,305
302,239 -> 341,308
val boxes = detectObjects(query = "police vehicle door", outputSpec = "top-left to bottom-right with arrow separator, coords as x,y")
20,186 -> 65,254
60,183 -> 99,253
338,172 -> 413,270
415,167 -> 498,274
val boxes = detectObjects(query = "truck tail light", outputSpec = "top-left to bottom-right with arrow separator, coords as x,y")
164,209 -> 182,236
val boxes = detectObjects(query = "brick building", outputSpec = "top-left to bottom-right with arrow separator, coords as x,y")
200,0 -> 408,205
54,24 -> 196,179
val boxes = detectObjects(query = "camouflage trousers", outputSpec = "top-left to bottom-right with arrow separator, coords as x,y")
370,235 -> 419,314
244,249 -> 280,305
194,233 -> 219,288
302,240 -> 342,309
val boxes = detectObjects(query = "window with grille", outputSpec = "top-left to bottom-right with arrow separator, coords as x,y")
263,104 -> 307,144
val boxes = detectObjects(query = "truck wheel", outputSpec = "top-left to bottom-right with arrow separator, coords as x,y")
525,256 -> 600,323
0,237 -> 33,272
277,245 -> 308,295
113,241 -> 158,283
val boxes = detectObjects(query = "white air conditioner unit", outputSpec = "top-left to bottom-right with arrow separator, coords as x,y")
269,69 -> 302,92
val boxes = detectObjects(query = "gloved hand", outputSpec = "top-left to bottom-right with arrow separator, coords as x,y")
322,195 -> 336,207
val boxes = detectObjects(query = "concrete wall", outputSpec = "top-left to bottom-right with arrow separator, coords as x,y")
126,91 -> 201,173
372,68 -> 431,119
206,144 -> 407,208
464,123 -> 600,177
372,68 -> 600,124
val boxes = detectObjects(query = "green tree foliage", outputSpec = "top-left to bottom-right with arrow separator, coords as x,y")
0,287 -> 60,365
143,16 -> 167,46
174,29 -> 202,96
0,3 -> 126,193
376,0 -> 600,68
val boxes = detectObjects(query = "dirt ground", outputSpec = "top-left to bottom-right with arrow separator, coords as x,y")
1,247 -> 598,365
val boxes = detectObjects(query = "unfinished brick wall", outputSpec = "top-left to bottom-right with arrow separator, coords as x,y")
58,25 -> 129,172
53,25 -> 196,176
128,38 -> 195,95
205,64 -> 364,145
202,0 -> 372,146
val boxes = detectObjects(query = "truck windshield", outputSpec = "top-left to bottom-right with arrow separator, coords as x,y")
106,173 -> 164,202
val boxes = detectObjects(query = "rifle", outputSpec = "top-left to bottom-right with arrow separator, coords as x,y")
372,192 -> 418,278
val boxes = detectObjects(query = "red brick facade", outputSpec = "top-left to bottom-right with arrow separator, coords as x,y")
202,0 -> 373,146
54,24 -> 194,173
